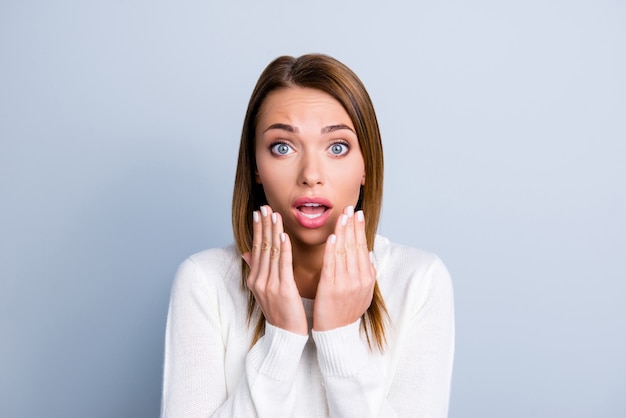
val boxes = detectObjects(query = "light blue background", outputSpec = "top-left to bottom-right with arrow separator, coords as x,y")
1,1 -> 624,417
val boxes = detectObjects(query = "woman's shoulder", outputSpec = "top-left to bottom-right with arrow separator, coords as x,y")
373,235 -> 446,274
185,244 -> 240,270
373,235 -> 453,303
171,244 -> 241,294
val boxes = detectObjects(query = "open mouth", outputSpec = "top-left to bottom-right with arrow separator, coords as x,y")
297,203 -> 329,219
293,197 -> 333,228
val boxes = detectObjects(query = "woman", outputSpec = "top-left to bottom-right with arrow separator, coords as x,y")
161,54 -> 454,417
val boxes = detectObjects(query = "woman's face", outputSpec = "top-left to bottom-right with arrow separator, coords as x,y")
255,86 -> 365,247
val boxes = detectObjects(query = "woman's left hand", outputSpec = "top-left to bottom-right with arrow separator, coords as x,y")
313,206 -> 376,331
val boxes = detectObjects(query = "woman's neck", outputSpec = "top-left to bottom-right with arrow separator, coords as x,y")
290,240 -> 325,299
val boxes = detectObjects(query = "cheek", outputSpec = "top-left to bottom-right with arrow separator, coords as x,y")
346,157 -> 365,190
255,154 -> 276,184
255,166 -> 288,205
337,168 -> 365,199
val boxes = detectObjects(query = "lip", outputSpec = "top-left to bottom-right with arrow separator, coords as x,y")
292,196 -> 333,229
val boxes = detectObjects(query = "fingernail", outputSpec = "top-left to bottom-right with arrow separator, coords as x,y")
271,213 -> 277,224
280,232 -> 286,242
356,210 -> 364,222
346,205 -> 354,217
329,234 -> 336,244
341,214 -> 348,226
260,206 -> 268,217
253,211 -> 259,223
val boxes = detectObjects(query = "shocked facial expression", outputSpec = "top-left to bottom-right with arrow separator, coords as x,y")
255,86 -> 365,246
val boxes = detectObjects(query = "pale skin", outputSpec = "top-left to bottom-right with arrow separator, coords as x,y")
242,87 -> 376,336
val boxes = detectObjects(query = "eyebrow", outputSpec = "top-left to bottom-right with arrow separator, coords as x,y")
263,123 -> 299,134
321,124 -> 355,134
262,123 -> 355,135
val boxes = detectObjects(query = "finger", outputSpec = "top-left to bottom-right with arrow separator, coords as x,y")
321,233 -> 337,284
279,230 -> 295,285
256,205 -> 273,286
332,210 -> 349,285
268,211 -> 283,280
251,210 -> 262,263
370,261 -> 377,285
343,206 -> 359,277
242,252 -> 251,267
355,210 -> 372,280
247,210 -> 262,287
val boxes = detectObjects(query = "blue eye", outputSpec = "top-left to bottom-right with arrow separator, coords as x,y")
329,142 -> 349,156
271,143 -> 293,155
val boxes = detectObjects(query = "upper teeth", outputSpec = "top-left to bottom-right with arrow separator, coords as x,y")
303,203 -> 321,207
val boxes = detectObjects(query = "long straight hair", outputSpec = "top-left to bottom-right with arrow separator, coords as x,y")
232,54 -> 388,350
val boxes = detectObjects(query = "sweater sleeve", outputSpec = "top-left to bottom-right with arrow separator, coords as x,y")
313,320 -> 397,417
160,257 -> 309,418
312,257 -> 455,418
389,257 -> 455,417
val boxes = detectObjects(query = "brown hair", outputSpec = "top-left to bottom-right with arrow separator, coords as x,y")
232,54 -> 388,350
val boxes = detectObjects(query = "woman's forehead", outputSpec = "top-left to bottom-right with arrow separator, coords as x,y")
257,87 -> 353,130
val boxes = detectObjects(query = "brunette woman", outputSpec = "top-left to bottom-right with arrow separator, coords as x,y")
161,54 -> 454,417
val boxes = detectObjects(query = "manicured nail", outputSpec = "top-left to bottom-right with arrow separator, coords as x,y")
329,234 -> 336,244
356,210 -> 364,222
271,213 -> 277,224
260,206 -> 268,217
346,205 -> 354,217
253,211 -> 259,223
341,214 -> 348,226
280,232 -> 286,242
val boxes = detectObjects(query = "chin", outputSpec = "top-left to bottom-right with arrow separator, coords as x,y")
289,227 -> 332,248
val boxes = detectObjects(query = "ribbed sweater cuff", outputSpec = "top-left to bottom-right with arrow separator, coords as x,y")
312,319 -> 368,377
246,322 -> 308,382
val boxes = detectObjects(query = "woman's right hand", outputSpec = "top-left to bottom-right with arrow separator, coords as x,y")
242,205 -> 308,336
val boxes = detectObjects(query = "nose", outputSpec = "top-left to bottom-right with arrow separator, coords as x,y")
298,152 -> 323,187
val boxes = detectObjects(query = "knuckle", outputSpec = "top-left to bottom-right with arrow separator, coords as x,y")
335,248 -> 347,258
279,287 -> 293,299
323,259 -> 335,270
348,281 -> 361,293
362,271 -> 375,285
265,280 -> 279,295
252,280 -> 265,294
270,246 -> 280,259
261,240 -> 271,252
248,277 -> 261,292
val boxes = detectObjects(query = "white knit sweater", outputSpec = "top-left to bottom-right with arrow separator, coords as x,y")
161,236 -> 454,417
